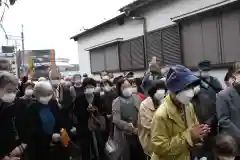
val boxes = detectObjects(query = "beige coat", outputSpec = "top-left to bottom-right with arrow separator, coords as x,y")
151,95 -> 198,160
138,97 -> 158,156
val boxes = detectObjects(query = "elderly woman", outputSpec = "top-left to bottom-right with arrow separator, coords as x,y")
138,80 -> 166,157
14,81 -> 35,143
22,81 -> 69,160
150,65 -> 210,160
73,77 -> 104,160
112,78 -> 145,160
0,71 -> 20,159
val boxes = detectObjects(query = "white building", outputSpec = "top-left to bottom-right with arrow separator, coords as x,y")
71,0 -> 240,84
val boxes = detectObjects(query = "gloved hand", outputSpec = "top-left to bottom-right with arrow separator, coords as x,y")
52,133 -> 61,142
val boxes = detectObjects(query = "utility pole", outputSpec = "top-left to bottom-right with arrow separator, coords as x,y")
21,24 -> 25,69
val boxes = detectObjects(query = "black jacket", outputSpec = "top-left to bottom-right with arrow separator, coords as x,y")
73,93 -> 102,136
0,100 -> 18,157
22,100 -> 68,160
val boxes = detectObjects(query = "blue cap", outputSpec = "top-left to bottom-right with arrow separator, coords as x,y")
166,65 -> 199,93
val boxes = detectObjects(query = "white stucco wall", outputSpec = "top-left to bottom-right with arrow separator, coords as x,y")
76,0 -> 227,75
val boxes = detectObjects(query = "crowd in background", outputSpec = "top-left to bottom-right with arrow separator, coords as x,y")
1,57 -> 240,160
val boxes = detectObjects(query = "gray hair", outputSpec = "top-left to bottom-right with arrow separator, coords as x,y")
0,58 -> 11,71
0,71 -> 18,89
34,81 -> 53,97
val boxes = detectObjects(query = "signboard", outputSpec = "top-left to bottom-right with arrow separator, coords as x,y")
1,46 -> 15,53
19,49 -> 55,67
18,49 -> 56,79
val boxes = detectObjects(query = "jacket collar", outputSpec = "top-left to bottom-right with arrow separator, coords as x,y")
165,95 -> 187,129
144,97 -> 156,111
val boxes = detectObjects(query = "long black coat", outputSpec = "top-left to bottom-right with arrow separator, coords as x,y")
73,92 -> 103,136
73,93 -> 104,160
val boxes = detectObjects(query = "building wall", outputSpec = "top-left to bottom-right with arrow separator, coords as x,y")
77,0 -> 227,74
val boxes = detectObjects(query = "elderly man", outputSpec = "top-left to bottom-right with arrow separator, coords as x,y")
217,69 -> 240,160
22,81 -> 69,160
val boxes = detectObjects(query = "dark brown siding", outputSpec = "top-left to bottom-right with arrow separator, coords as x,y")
181,8 -> 240,67
119,41 -> 131,71
221,9 -> 240,63
162,25 -> 181,65
147,30 -> 163,64
147,25 -> 182,66
131,37 -> 145,70
119,36 -> 145,71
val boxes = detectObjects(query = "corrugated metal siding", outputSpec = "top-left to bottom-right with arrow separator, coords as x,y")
147,25 -> 181,66
162,25 -> 181,65
131,37 -> 145,70
119,36 -> 145,71
147,30 -> 163,65
119,41 -> 131,71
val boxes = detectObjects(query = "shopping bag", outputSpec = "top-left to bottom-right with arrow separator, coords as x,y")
105,137 -> 118,160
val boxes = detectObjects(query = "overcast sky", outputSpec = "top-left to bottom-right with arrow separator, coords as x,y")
0,0 -> 132,63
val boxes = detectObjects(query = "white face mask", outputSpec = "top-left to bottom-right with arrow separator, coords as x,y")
102,76 -> 109,80
39,95 -> 52,104
122,88 -> 132,97
60,79 -> 65,84
51,80 -> 60,85
154,89 -> 165,100
104,86 -> 111,92
193,85 -> 201,95
176,89 -> 194,105
64,81 -> 72,87
218,156 -> 235,160
201,71 -> 210,77
95,87 -> 101,93
25,89 -> 33,96
1,93 -> 16,103
85,88 -> 95,94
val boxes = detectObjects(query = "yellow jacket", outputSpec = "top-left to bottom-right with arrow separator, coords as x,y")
151,95 -> 198,160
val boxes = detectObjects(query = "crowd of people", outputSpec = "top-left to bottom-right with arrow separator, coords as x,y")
0,58 -> 240,160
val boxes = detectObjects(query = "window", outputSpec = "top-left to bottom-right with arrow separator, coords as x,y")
90,43 -> 120,73
147,25 -> 182,66
119,36 -> 145,71
181,8 -> 240,67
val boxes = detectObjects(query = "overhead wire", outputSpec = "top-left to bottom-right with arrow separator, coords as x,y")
0,0 -> 9,40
